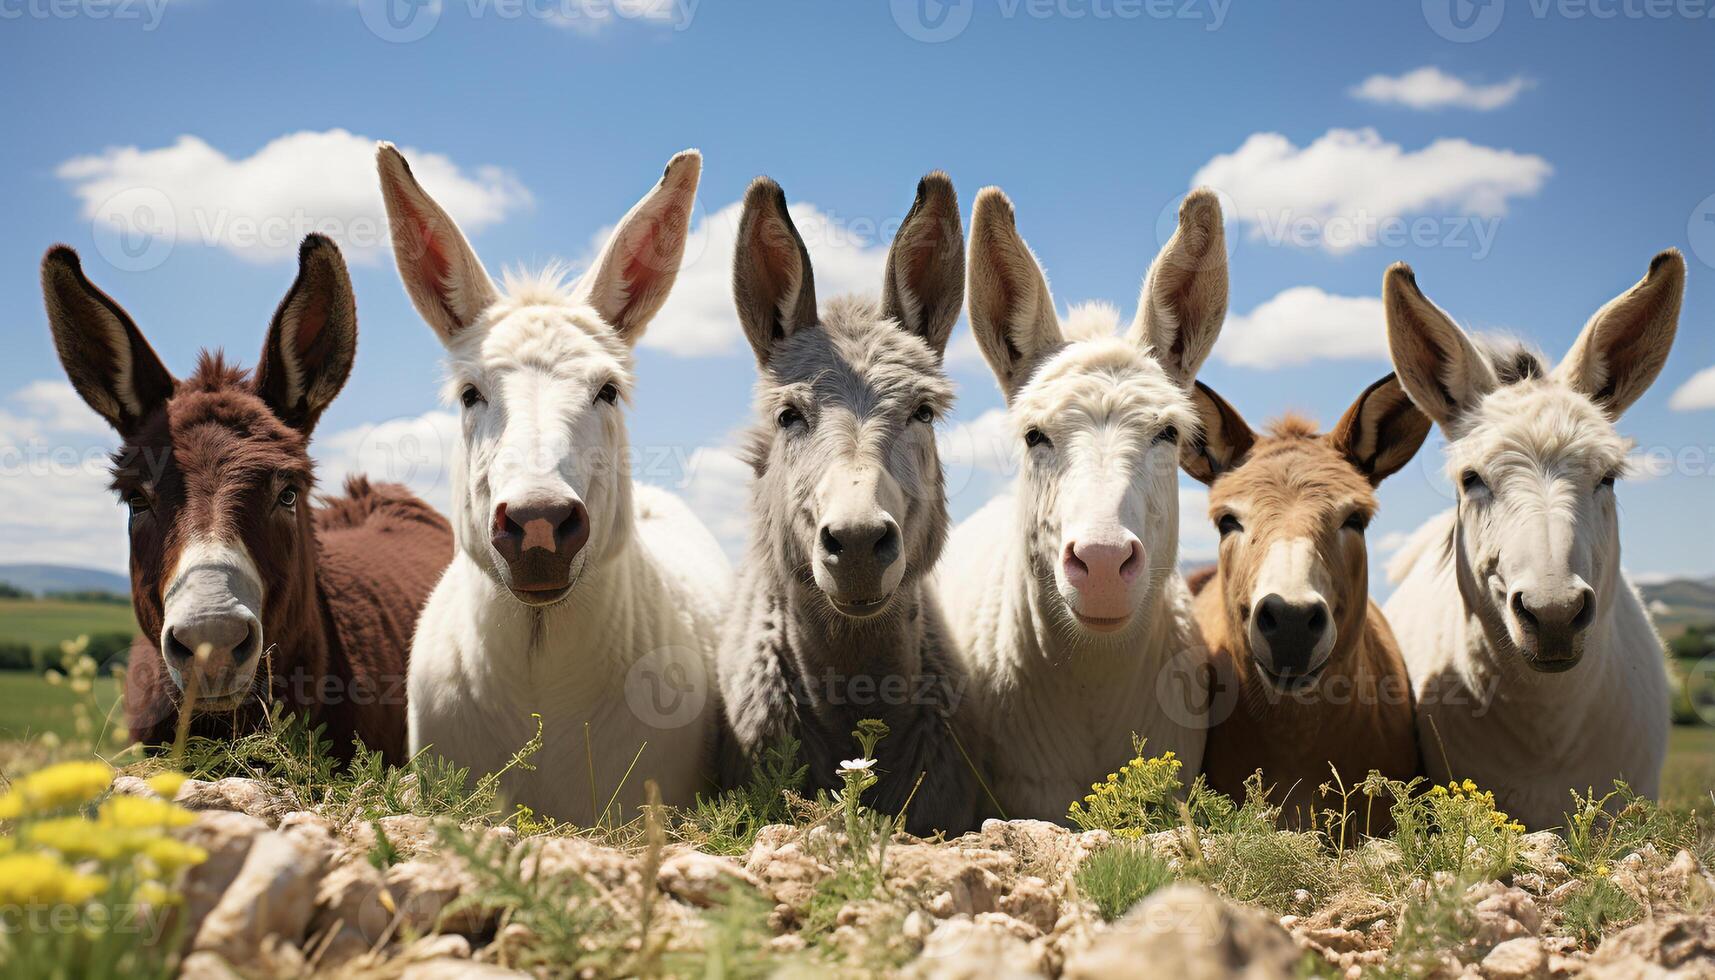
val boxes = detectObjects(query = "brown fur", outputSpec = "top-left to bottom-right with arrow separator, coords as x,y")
1184,382 -> 1429,833
43,239 -> 451,764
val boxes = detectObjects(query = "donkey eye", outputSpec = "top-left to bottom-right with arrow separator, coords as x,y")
1343,512 -> 1370,533
1599,472 -> 1618,490
1217,514 -> 1243,537
277,487 -> 299,509
1460,470 -> 1488,495
1154,425 -> 1179,446
126,494 -> 150,517
912,404 -> 935,424
460,385 -> 485,409
596,383 -> 619,405
777,406 -> 805,429
1025,428 -> 1051,449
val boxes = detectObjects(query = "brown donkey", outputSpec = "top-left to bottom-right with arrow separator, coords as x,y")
1181,375 -> 1429,830
42,236 -> 452,763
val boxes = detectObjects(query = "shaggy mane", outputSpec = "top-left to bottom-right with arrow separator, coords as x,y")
1476,337 -> 1548,387
1266,414 -> 1321,440
493,263 -> 582,314
1062,301 -> 1122,342
183,351 -> 251,392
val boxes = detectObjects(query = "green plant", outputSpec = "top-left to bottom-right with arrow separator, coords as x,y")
1076,840 -> 1175,920
1560,877 -> 1640,942
680,732 -> 806,856
1065,737 -> 1184,837
1562,781 -> 1696,879
1389,778 -> 1524,882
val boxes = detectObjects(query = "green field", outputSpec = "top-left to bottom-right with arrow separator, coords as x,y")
0,597 -> 137,652
0,671 -> 123,743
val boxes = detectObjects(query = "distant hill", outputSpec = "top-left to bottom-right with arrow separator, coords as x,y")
1640,576 -> 1715,633
0,564 -> 129,598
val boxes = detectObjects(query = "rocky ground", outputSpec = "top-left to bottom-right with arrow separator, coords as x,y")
127,774 -> 1715,979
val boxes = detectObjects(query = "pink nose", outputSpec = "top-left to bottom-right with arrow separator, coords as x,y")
1063,535 -> 1144,623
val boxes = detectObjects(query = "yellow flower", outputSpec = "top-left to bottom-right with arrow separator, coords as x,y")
139,837 -> 207,874
97,795 -> 196,830
134,880 -> 180,906
0,760 -> 114,818
144,772 -> 189,799
0,852 -> 107,906
24,817 -> 127,861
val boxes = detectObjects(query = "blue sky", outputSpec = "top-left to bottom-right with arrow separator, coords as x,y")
0,0 -> 1710,586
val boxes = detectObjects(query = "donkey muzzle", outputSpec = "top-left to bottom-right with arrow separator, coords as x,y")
491,496 -> 590,604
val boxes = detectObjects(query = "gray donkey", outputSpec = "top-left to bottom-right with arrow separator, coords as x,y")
718,174 -> 977,836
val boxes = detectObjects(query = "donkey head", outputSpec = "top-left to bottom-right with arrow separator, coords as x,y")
1182,377 -> 1429,687
44,236 -> 357,706
734,175 -> 963,621
378,145 -> 699,606
967,188 -> 1227,636
1384,252 -> 1684,672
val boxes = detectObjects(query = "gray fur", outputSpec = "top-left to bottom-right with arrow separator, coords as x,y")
719,179 -> 978,836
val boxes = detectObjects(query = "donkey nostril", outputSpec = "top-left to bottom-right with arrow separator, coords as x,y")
1307,605 -> 1327,634
557,504 -> 585,544
1511,592 -> 1538,631
820,526 -> 843,557
1256,603 -> 1277,633
874,524 -> 901,566
1570,588 -> 1595,631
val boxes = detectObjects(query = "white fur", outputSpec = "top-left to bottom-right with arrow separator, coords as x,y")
942,188 -> 1227,821
1382,257 -> 1681,829
383,147 -> 729,819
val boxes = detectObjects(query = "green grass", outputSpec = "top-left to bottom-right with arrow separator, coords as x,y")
0,672 -> 122,742
0,598 -> 137,651
1663,724 -> 1714,813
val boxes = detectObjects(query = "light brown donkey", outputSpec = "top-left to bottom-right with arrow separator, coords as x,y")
1181,375 -> 1429,831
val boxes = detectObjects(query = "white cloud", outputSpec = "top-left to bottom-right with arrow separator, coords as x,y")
581,198 -> 893,358
1214,287 -> 1387,368
57,130 -> 530,265
542,0 -> 685,34
1179,483 -> 1217,562
1375,530 -> 1414,556
0,381 -> 128,573
1668,366 -> 1715,411
678,442 -> 753,559
1191,128 -> 1551,252
313,410 -> 462,515
1350,67 -> 1533,111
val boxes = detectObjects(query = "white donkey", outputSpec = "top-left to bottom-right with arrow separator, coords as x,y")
378,145 -> 730,820
1382,253 -> 1683,830
939,189 -> 1228,821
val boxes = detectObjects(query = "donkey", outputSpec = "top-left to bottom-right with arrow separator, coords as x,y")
378,145 -> 730,820
1181,376 -> 1429,830
42,236 -> 451,763
1382,253 -> 1682,830
938,188 -> 1228,821
718,174 -> 976,836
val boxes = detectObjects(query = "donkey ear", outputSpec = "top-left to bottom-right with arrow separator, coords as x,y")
1180,380 -> 1254,486
967,187 -> 1064,401
732,177 -> 818,367
578,150 -> 701,346
255,235 -> 357,435
42,246 -> 175,437
1130,188 -> 1227,387
1554,249 -> 1684,419
881,172 -> 964,357
1329,373 -> 1432,487
1383,262 -> 1497,432
376,142 -> 499,344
